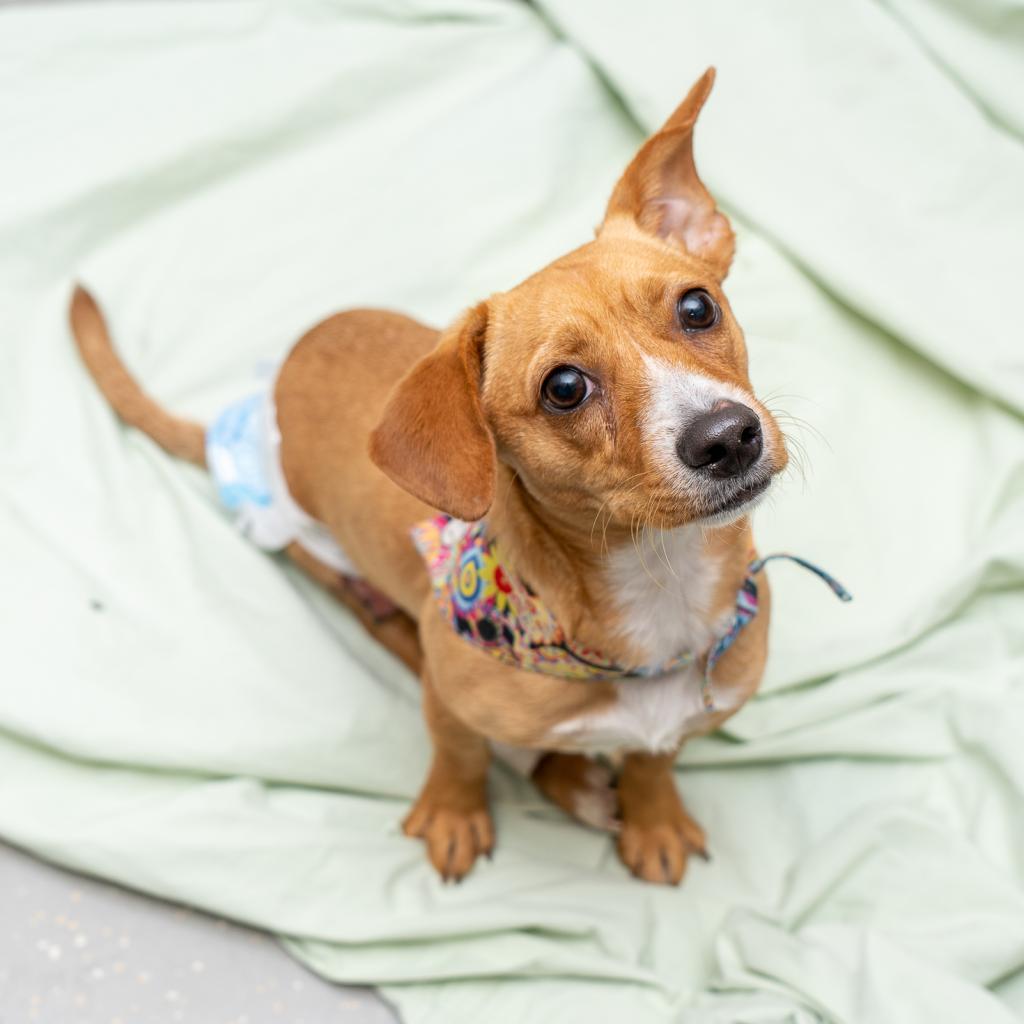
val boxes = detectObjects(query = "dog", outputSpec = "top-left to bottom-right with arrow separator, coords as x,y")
70,69 -> 847,885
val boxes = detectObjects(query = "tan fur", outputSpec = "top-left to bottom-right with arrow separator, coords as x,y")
70,69 -> 789,884
70,286 -> 207,465
617,751 -> 708,885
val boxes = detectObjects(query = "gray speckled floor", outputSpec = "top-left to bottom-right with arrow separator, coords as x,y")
0,842 -> 397,1024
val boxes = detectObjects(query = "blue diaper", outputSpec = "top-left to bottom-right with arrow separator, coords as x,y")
205,388 -> 354,574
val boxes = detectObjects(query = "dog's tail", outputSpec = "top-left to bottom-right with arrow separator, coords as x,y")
69,285 -> 207,467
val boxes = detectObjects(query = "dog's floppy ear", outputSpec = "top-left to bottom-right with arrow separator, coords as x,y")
369,302 -> 495,521
601,67 -> 734,277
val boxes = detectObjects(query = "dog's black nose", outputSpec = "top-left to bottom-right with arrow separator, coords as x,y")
677,401 -> 763,477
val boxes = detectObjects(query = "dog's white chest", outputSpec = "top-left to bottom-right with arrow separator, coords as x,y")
549,529 -> 735,755
603,527 -> 719,666
551,665 -> 716,754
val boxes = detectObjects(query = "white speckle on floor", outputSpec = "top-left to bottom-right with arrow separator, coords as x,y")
0,842 -> 397,1023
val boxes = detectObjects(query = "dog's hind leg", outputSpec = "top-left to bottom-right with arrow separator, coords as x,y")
284,542 -> 422,675
531,752 -> 620,833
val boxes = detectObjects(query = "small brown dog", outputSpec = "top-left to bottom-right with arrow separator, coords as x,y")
71,70 -> 821,885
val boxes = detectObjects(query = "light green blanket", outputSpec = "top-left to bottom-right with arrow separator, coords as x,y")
1,2 -> 1022,1021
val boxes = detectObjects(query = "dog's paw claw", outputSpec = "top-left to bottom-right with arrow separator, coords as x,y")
404,802 -> 494,883
617,809 -> 707,886
619,822 -> 689,885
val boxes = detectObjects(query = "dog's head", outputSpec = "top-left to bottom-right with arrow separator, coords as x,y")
370,69 -> 787,531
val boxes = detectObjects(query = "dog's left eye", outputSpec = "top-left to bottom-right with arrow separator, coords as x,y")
677,289 -> 719,331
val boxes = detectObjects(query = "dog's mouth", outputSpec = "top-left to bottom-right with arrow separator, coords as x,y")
698,474 -> 772,523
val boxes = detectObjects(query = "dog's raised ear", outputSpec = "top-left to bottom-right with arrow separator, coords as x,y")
601,67 -> 734,277
369,302 -> 495,521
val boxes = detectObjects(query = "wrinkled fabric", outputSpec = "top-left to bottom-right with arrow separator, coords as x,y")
0,2 -> 1021,1022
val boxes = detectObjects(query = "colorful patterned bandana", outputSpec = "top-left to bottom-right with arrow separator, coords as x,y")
411,515 -> 851,709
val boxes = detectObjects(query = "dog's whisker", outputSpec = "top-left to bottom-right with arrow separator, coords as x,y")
778,429 -> 809,486
628,498 -> 666,593
588,469 -> 654,551
642,494 -> 677,590
768,404 -> 832,454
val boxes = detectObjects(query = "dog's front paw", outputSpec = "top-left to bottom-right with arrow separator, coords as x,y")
617,805 -> 707,886
403,795 -> 494,883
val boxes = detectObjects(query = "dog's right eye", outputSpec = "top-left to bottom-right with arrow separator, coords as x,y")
541,366 -> 592,412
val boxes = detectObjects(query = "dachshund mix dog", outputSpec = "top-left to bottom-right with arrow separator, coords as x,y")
71,70 -> 830,885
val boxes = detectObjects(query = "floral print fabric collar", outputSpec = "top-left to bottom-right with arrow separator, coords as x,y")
411,515 -> 851,709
